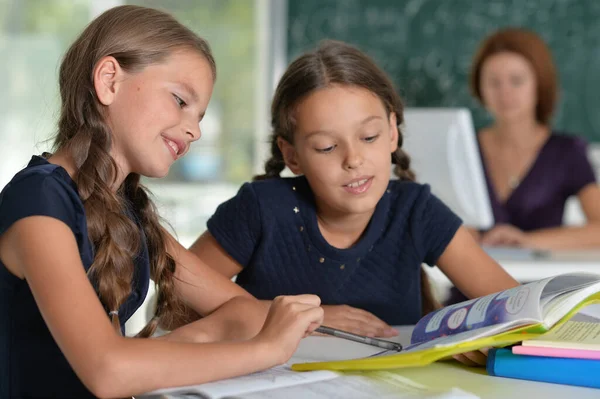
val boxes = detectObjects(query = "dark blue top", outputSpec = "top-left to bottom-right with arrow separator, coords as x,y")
0,156 -> 150,398
481,134 -> 597,231
207,176 -> 462,326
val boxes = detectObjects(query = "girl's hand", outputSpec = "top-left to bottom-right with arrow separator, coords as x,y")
452,348 -> 490,367
481,224 -> 528,247
320,305 -> 399,338
253,295 -> 324,365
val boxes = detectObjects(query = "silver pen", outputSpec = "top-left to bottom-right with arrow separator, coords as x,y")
315,325 -> 403,352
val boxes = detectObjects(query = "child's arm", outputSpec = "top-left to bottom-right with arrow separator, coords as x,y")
433,226 -> 519,366
1,216 -> 323,398
161,231 -> 270,343
189,231 -> 398,338
436,226 -> 519,299
189,230 -> 245,278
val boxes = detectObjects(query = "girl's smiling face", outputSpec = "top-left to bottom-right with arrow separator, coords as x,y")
99,49 -> 214,179
279,84 -> 398,218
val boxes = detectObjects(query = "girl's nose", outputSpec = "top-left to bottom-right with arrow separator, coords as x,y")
343,148 -> 364,170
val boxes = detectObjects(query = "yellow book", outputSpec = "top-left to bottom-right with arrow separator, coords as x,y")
293,272 -> 600,372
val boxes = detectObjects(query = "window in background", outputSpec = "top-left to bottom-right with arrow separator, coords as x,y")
0,0 -> 92,188
0,0 -> 272,246
125,0 -> 270,245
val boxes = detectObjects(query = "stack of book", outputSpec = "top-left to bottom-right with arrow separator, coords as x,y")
487,307 -> 600,388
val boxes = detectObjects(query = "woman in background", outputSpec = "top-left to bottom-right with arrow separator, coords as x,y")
469,27 -> 600,250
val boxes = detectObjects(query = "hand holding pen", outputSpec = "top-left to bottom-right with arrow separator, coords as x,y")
315,325 -> 403,352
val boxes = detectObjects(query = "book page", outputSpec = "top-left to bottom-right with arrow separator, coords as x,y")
542,280 -> 600,326
225,371 -> 479,399
140,365 -> 338,399
539,274 -> 600,309
524,320 -> 600,349
410,280 -> 550,346
578,303 -> 600,319
411,273 -> 600,348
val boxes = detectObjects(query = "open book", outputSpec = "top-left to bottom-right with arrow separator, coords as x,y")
139,364 -> 479,398
510,305 -> 600,359
293,272 -> 600,372
519,304 -> 600,346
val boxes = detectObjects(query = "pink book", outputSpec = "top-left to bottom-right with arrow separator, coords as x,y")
512,345 -> 600,360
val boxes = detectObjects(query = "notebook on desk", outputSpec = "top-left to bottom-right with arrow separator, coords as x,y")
139,364 -> 480,399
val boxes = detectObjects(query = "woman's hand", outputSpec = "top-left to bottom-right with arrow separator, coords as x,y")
253,295 -> 324,365
320,305 -> 399,338
481,224 -> 529,247
452,348 -> 490,367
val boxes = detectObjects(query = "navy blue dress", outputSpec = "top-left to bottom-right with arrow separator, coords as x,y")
208,176 -> 462,326
0,156 -> 150,398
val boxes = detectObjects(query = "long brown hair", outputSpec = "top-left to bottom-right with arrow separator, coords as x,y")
255,40 -> 439,315
470,27 -> 558,125
53,5 -> 216,336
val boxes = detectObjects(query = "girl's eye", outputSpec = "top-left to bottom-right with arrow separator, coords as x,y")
316,145 -> 335,154
364,134 -> 379,143
173,94 -> 186,108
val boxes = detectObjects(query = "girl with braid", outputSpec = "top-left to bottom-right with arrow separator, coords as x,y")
0,6 -> 323,398
191,40 -> 518,366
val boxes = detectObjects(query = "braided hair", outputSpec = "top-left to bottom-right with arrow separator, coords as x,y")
255,40 -> 439,315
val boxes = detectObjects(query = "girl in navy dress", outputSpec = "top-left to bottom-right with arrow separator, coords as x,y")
190,40 -> 519,366
0,6 -> 323,398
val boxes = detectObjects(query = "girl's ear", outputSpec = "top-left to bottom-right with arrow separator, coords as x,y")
388,112 -> 399,153
93,56 -> 123,106
277,137 -> 303,175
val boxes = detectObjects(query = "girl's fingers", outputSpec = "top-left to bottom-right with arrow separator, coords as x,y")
452,353 -> 478,367
306,321 -> 321,334
347,308 -> 396,335
454,350 -> 488,366
280,294 -> 321,307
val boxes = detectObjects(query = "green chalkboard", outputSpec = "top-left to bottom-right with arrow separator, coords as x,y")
287,0 -> 600,142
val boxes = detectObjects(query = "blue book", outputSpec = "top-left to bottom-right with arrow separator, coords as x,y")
487,348 -> 600,389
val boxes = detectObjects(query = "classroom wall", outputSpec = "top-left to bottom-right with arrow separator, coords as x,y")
286,0 -> 600,144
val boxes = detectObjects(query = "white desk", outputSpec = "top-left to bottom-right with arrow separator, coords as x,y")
427,250 -> 600,300
292,326 -> 600,399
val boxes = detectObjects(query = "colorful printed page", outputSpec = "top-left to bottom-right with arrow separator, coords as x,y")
409,273 -> 600,350
291,276 -> 600,372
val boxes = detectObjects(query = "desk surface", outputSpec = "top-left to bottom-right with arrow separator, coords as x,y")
291,326 -> 600,399
428,249 -> 600,293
